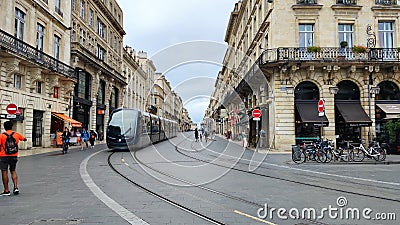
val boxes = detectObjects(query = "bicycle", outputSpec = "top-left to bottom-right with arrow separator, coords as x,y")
350,141 -> 386,162
303,142 -> 327,163
62,138 -> 69,154
324,140 -> 352,162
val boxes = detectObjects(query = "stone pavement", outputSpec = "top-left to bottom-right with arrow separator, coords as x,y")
18,141 -> 105,157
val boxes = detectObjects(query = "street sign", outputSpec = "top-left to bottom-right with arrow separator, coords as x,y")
253,118 -> 260,121
252,109 -> 262,118
6,103 -> 18,115
318,99 -> 325,113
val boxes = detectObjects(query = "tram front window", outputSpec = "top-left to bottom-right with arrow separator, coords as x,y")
108,110 -> 138,140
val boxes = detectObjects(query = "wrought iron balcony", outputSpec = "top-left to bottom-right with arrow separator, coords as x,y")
297,0 -> 318,4
376,0 -> 397,5
257,47 -> 400,65
337,0 -> 357,5
0,29 -> 75,79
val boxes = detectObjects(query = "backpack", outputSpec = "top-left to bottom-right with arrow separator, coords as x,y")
3,132 -> 18,155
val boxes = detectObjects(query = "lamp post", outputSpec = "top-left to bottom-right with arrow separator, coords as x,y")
368,85 -> 380,145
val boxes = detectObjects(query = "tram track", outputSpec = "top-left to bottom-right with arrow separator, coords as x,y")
107,152 -> 227,225
175,135 -> 400,204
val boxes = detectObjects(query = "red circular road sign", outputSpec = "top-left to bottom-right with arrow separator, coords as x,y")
318,100 -> 325,113
6,103 -> 18,115
252,109 -> 262,118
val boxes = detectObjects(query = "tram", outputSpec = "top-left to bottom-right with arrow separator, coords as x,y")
106,108 -> 178,150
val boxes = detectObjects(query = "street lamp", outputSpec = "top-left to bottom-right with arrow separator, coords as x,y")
368,83 -> 380,145
329,86 -> 339,95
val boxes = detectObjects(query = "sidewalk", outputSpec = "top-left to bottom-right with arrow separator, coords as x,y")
214,134 -> 290,154
18,141 -> 105,157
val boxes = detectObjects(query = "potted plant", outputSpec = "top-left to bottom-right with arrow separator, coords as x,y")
306,46 -> 322,53
340,41 -> 348,48
396,47 -> 400,52
352,45 -> 367,53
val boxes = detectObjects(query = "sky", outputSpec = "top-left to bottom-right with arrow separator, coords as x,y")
116,0 -> 238,124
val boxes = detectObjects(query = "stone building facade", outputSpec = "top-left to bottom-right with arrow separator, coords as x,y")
71,0 -> 126,135
122,46 -> 148,111
0,0 -> 75,148
207,0 -> 400,151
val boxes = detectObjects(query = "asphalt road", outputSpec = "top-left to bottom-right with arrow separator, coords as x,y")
1,132 -> 399,225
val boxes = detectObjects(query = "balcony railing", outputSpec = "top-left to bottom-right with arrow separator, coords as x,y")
258,47 -> 400,64
0,29 -> 75,79
376,0 -> 397,5
297,0 -> 318,4
337,0 -> 357,5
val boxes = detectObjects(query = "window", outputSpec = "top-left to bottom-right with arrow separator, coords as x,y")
378,21 -> 394,48
97,19 -> 105,39
299,24 -> 314,47
36,23 -> 45,51
55,0 -> 63,16
89,9 -> 93,27
15,8 -> 25,40
338,24 -> 354,47
77,70 -> 91,99
36,81 -> 42,94
14,74 -> 22,89
96,44 -> 105,61
54,35 -> 61,60
97,80 -> 106,105
80,1 -> 85,19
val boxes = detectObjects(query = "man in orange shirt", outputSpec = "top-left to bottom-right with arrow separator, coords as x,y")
0,121 -> 27,196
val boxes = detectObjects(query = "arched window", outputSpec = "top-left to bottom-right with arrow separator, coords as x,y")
377,81 -> 400,100
335,80 -> 360,101
295,81 -> 319,101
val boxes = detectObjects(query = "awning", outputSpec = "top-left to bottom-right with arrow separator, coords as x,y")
377,104 -> 400,119
296,102 -> 329,126
335,101 -> 372,127
52,113 -> 82,127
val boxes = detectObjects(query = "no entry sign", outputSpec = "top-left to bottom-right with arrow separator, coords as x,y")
6,103 -> 18,115
252,109 -> 262,118
318,100 -> 325,113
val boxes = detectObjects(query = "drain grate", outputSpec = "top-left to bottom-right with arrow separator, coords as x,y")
30,218 -> 83,225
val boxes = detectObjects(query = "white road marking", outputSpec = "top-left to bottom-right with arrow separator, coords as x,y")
203,148 -> 400,187
79,149 -> 150,225
234,210 -> 278,225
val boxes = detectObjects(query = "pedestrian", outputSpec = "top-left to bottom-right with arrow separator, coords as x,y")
259,129 -> 266,148
199,133 -> 203,142
81,127 -> 90,150
242,130 -> 248,150
89,130 -> 97,149
194,128 -> 199,142
204,130 -> 209,142
0,121 -> 27,196
61,127 -> 71,154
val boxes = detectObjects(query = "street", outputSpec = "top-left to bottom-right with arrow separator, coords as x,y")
0,132 -> 399,225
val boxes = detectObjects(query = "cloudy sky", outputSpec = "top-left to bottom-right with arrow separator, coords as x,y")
116,0 -> 237,124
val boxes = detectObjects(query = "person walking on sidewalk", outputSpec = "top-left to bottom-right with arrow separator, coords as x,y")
89,130 -> 97,149
194,128 -> 199,142
242,130 -> 248,150
0,121 -> 27,196
80,127 -> 90,151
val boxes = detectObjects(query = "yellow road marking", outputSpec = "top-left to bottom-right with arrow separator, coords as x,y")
234,210 -> 278,225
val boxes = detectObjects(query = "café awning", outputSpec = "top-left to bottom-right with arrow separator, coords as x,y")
52,113 -> 82,127
335,101 -> 372,127
295,102 -> 329,126
376,104 -> 400,119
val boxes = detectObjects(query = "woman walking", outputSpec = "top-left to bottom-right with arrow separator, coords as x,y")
89,130 -> 97,149
194,128 -> 199,142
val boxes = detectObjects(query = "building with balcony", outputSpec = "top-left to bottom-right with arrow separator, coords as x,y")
209,0 -> 400,151
0,0 -> 76,148
70,0 -> 126,135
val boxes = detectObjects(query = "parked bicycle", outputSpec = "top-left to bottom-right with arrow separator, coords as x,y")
324,140 -> 352,162
350,140 -> 386,162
